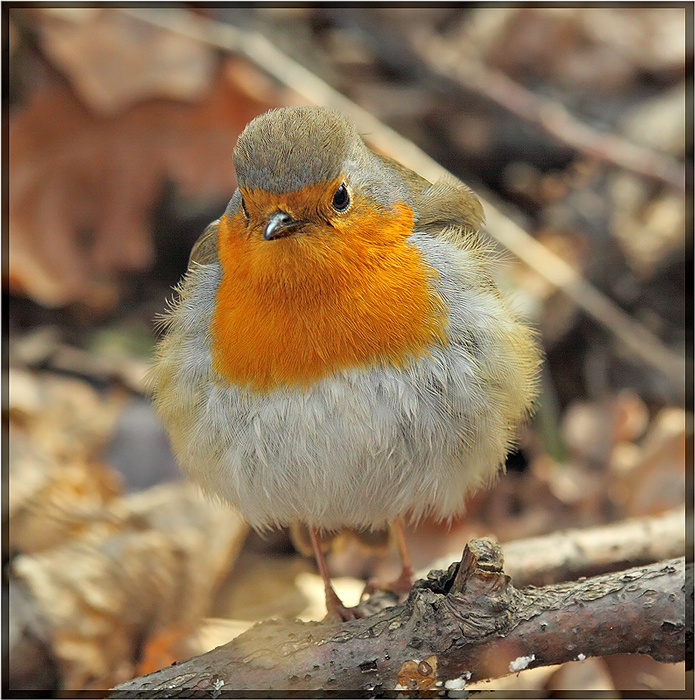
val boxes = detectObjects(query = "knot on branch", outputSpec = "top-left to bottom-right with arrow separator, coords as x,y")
452,537 -> 505,594
403,538 -> 516,647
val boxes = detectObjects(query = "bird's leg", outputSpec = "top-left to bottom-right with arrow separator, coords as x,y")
361,517 -> 414,600
390,516 -> 415,594
309,525 -> 364,622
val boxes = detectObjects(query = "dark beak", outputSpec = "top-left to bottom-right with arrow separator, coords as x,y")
264,211 -> 302,241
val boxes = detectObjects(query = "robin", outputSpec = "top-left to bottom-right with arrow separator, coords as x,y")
151,106 -> 540,621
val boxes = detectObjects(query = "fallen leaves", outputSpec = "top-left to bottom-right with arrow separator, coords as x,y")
9,57 -> 276,309
12,482 -> 247,689
7,367 -> 248,689
465,7 -> 685,91
31,8 -> 216,114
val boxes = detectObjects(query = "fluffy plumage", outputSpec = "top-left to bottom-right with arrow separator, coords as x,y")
151,106 -> 540,534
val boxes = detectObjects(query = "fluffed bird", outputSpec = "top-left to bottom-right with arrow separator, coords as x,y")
151,106 -> 540,620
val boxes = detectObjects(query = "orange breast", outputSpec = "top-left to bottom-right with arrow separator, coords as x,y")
210,186 -> 445,391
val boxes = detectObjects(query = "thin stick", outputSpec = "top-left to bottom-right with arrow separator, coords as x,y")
409,30 -> 685,194
423,507 -> 687,587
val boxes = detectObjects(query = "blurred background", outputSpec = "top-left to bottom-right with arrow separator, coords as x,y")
5,6 -> 690,695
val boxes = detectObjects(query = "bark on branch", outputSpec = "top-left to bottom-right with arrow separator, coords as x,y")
111,540 -> 688,697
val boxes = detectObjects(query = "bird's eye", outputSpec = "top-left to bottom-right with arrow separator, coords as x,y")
240,197 -> 249,219
331,184 -> 350,212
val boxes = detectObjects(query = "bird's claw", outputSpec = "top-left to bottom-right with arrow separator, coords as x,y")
324,603 -> 366,622
324,587 -> 366,621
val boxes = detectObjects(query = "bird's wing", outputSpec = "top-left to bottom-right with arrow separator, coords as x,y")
374,154 -> 484,247
414,177 -> 485,245
188,219 -> 220,267
374,153 -> 431,196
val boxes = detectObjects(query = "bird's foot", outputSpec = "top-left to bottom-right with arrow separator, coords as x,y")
324,588 -> 365,622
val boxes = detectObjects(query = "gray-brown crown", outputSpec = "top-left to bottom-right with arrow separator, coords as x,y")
233,106 -> 361,193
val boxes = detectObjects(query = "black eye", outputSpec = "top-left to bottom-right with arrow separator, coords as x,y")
240,197 -> 249,218
331,184 -> 350,212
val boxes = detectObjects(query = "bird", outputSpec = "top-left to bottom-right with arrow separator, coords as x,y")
151,105 -> 540,621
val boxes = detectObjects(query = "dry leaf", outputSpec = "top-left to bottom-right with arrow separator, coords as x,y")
561,391 -> 649,468
579,8 -> 685,73
610,172 -> 686,278
9,60 -> 277,309
32,8 -> 216,114
154,617 -> 253,671
466,7 -> 684,92
7,342 -> 251,689
9,423 -> 123,554
603,654 -> 686,692
7,367 -> 124,460
8,366 -> 248,687
618,408 -> 688,517
620,84 -> 686,157
8,368 -> 125,553
11,482 -> 247,690
462,8 -> 635,93
610,390 -> 649,444
212,550 -> 315,623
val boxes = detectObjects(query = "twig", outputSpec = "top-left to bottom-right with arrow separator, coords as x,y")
408,29 -> 685,194
118,8 -> 686,395
425,507 -> 687,588
110,540 -> 687,696
321,8 -> 685,194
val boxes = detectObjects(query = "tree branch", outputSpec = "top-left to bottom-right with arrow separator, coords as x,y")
110,540 -> 688,697
426,507 -> 687,588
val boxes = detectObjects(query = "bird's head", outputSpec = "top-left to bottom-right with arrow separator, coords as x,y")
223,106 -> 413,248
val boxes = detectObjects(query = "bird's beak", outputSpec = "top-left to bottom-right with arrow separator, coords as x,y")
264,210 -> 303,241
